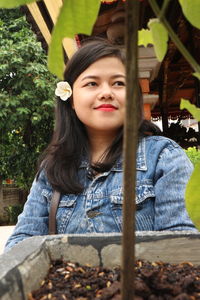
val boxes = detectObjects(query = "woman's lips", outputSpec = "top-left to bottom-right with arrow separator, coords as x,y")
95,104 -> 117,111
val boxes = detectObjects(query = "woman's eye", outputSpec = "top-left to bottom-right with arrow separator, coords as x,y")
114,81 -> 125,86
86,82 -> 97,87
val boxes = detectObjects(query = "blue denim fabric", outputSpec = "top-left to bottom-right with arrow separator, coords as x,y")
5,136 -> 196,250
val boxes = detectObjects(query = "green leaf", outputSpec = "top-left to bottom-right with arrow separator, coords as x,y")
48,0 -> 101,79
185,147 -> 200,167
193,72 -> 200,80
16,107 -> 30,114
185,162 -> 200,231
179,0 -> 200,29
180,99 -> 200,121
138,29 -> 153,47
148,18 -> 168,62
0,0 -> 37,8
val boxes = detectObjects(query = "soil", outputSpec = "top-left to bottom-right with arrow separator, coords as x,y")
28,259 -> 200,300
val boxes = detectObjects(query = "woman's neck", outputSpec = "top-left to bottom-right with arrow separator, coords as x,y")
87,131 -> 117,164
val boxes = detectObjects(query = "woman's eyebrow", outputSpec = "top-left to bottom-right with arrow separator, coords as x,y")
81,75 -> 99,81
111,74 -> 126,79
81,74 -> 126,81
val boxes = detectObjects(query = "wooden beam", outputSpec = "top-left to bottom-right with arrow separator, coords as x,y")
43,0 -> 78,58
27,2 -> 51,45
43,0 -> 63,24
62,38 -> 78,59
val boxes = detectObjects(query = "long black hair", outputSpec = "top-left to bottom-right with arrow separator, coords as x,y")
38,40 -> 161,194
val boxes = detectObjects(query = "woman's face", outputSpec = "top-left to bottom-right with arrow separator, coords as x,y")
72,56 -> 126,138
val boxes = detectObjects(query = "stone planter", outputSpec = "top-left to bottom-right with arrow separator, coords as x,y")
1,231 -> 200,300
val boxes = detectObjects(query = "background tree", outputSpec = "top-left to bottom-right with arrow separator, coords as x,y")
0,8 -> 57,190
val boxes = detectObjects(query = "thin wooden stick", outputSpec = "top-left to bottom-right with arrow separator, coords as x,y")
121,0 -> 139,299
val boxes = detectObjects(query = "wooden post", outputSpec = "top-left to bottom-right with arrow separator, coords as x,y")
160,61 -> 169,133
122,0 -> 139,299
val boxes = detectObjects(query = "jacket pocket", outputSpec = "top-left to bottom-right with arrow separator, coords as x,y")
110,188 -> 123,231
135,181 -> 155,230
41,189 -> 77,233
136,180 -> 155,207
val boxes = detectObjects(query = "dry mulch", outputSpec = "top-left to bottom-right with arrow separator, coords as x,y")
28,259 -> 200,300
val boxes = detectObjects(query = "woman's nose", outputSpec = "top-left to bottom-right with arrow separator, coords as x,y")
97,85 -> 114,100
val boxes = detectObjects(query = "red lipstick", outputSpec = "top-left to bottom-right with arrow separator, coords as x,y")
95,104 -> 117,111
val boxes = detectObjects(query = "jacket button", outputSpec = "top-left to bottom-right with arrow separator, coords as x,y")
87,211 -> 101,218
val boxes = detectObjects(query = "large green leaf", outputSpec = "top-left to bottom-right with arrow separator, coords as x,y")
138,29 -> 153,47
48,0 -> 101,79
0,0 -> 37,8
185,162 -> 200,231
179,0 -> 200,29
180,99 -> 200,121
148,18 -> 168,62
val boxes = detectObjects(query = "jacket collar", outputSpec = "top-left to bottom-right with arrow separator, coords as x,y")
111,137 -> 147,171
79,137 -> 147,172
136,137 -> 147,171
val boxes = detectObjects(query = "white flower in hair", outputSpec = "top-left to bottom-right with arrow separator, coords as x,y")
55,81 -> 72,101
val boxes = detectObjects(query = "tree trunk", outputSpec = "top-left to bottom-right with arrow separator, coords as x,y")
121,1 -> 139,299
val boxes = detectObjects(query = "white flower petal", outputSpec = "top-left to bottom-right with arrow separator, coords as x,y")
61,94 -> 70,101
55,88 -> 62,97
55,81 -> 72,101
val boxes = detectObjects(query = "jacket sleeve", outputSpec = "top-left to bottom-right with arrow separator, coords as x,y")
153,141 -> 197,231
4,171 -> 50,251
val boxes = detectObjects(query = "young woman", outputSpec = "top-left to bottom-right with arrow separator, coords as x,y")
5,40 -> 195,250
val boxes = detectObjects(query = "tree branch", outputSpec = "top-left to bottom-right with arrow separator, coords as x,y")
159,0 -> 171,20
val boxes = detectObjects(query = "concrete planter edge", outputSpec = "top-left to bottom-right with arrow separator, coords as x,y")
1,231 -> 200,300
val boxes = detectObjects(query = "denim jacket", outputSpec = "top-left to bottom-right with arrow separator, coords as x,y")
5,136 -> 195,250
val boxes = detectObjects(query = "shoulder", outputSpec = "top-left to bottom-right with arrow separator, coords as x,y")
142,135 -> 192,163
144,135 -> 180,148
143,136 -> 193,170
33,168 -> 52,190
144,135 -> 180,149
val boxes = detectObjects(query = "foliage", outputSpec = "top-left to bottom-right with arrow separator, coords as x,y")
1,0 -> 200,79
180,99 -> 200,231
0,0 -> 37,8
180,99 -> 200,122
0,8 -> 57,190
143,1 -> 200,234
180,98 -> 200,232
179,0 -> 200,30
148,19 -> 168,61
185,147 -> 200,166
48,0 -> 101,79
5,204 -> 23,224
138,29 -> 153,47
185,162 -> 200,231
193,72 -> 200,80
0,0 -> 101,79
184,123 -> 200,231
1,1 -> 200,298
165,121 -> 200,147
